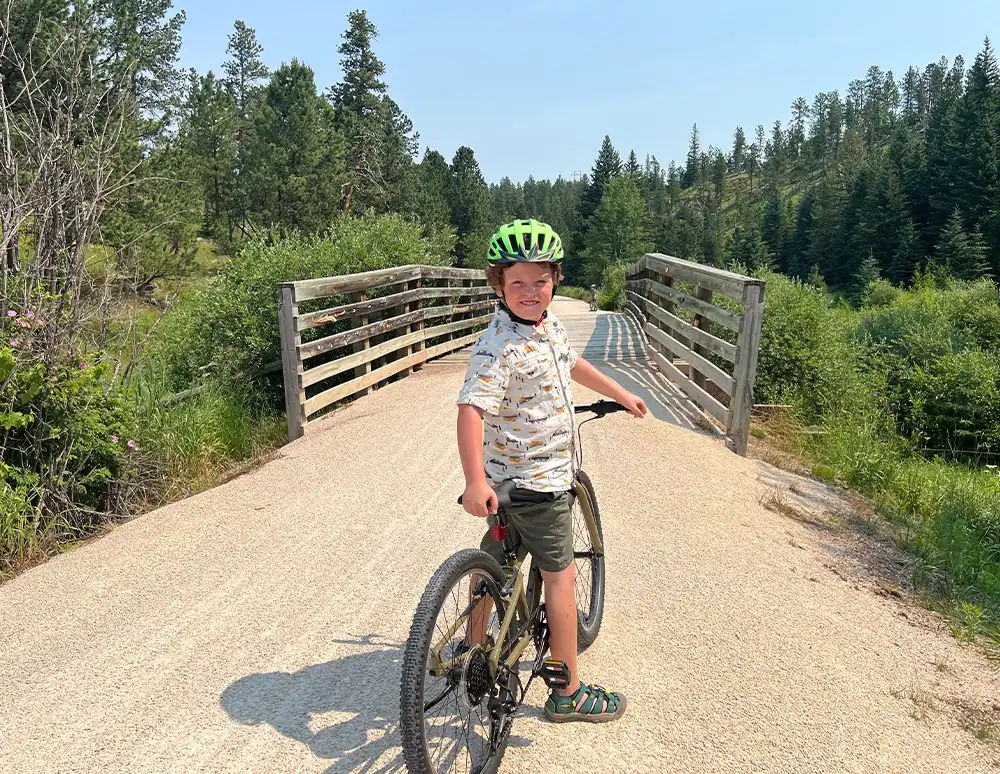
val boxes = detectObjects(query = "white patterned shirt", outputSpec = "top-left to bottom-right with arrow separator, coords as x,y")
457,305 -> 579,493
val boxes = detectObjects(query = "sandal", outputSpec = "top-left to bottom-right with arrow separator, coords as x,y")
544,682 -> 628,723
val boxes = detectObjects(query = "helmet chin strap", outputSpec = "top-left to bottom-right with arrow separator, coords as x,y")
498,296 -> 546,327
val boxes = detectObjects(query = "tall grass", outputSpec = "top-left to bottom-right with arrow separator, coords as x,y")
745,271 -> 1000,643
132,370 -> 286,501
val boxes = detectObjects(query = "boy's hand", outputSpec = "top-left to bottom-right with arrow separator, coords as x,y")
620,392 -> 648,418
462,481 -> 499,517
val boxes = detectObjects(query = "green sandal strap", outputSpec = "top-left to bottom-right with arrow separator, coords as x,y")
549,682 -> 621,716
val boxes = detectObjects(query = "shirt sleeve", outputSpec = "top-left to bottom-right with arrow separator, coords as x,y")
457,346 -> 511,415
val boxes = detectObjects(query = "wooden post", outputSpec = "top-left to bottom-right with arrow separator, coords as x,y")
690,285 -> 713,391
350,290 -> 372,396
728,283 -> 765,455
412,275 -> 426,370
278,285 -> 305,441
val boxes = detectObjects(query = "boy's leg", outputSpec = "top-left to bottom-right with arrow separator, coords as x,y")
539,562 -> 579,689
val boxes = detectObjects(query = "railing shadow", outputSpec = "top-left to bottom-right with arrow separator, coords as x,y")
584,313 -> 719,436
220,633 -> 531,774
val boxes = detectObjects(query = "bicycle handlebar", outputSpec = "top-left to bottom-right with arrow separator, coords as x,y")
573,400 -> 629,416
456,401 -> 627,507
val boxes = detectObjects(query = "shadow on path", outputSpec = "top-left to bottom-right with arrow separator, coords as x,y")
220,634 -> 531,774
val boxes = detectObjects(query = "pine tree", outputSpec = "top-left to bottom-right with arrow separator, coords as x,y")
582,176 -> 651,284
181,70 -> 237,238
936,207 -> 992,279
223,20 -> 269,120
956,39 -> 1000,259
222,20 -> 268,239
574,135 -> 622,256
888,217 -> 924,285
731,126 -> 746,172
625,150 -> 641,178
682,124 -> 701,188
415,148 -> 452,228
730,226 -> 773,272
852,253 -> 882,303
245,60 -> 343,234
448,146 -> 490,267
329,9 -> 417,215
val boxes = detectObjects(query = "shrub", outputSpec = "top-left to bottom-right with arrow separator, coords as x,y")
150,213 -> 455,397
754,272 -> 864,422
597,261 -> 628,311
1,338 -> 137,571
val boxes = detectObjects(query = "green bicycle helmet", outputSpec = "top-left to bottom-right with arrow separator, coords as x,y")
487,219 -> 564,267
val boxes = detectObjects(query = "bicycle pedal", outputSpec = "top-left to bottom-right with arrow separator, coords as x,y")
536,659 -> 571,690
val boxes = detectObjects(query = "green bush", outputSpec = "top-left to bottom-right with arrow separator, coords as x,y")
754,272 -> 864,422
555,286 -> 592,302
150,213 -> 455,397
909,350 -> 1000,462
597,262 -> 628,311
854,280 -> 1000,461
1,331 -> 137,571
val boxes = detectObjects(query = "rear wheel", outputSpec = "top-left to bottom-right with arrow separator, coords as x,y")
400,549 -> 517,774
572,470 -> 606,650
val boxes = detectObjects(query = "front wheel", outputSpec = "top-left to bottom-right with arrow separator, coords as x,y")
400,549 -> 516,774
572,470 -> 606,650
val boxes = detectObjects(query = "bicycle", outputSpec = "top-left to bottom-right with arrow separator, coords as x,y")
399,399 -> 629,774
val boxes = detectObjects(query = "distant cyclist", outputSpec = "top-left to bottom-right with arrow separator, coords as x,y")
589,284 -> 598,312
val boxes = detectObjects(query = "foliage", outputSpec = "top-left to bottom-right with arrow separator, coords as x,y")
753,272 -> 866,422
582,176 -> 652,286
151,213 -> 454,397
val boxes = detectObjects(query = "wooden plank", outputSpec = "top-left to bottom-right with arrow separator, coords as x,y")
288,265 -> 422,301
297,285 -> 495,331
727,283 -> 765,456
300,306 -> 446,360
646,345 -> 730,426
644,323 -> 735,397
645,278 -> 742,333
278,286 -> 305,441
304,330 -> 482,417
420,266 -> 490,281
298,288 -> 420,330
644,253 -> 759,300
301,314 -> 491,388
634,292 -> 737,363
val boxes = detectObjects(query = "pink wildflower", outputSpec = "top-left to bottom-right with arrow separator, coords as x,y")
111,435 -> 119,443
127,440 -> 136,449
25,311 -> 34,319
6,310 -> 15,317
79,361 -> 86,369
19,320 -> 29,328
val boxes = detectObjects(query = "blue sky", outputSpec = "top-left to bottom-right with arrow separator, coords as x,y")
176,0 -> 1000,184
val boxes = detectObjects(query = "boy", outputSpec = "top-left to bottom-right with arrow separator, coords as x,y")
457,218 -> 647,723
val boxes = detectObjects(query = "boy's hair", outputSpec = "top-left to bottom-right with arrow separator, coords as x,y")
485,262 -> 563,293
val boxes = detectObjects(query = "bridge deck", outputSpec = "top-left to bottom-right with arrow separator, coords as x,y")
1,302 -> 997,773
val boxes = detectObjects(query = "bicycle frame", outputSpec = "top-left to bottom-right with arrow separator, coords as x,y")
428,474 -> 604,681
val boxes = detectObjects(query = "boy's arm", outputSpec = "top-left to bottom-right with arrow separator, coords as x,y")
457,404 -> 499,517
570,357 -> 648,418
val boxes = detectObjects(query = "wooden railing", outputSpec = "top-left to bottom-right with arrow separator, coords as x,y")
625,253 -> 765,455
277,264 -> 493,440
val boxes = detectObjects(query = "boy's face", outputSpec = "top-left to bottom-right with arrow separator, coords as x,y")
498,262 -> 555,322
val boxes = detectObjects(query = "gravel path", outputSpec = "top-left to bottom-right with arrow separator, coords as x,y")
1,298 -> 997,773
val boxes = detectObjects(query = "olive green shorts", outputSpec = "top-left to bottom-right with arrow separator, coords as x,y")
480,486 -> 576,573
